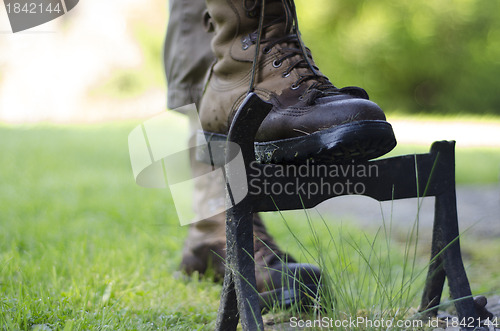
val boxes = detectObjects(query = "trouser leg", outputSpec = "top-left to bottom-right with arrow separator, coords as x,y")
163,0 -> 214,109
164,0 -> 227,276
180,119 -> 227,277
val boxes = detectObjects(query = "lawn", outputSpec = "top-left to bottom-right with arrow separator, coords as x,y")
1,122 -> 499,330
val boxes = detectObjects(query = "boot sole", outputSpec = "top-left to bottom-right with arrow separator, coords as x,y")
197,120 -> 397,165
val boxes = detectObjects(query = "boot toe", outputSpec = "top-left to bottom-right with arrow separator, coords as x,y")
257,96 -> 387,141
257,262 -> 322,311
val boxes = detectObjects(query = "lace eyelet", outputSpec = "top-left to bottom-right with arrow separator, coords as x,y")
273,60 -> 282,68
298,96 -> 304,100
262,47 -> 271,54
282,72 -> 291,78
291,83 -> 301,90
242,44 -> 249,50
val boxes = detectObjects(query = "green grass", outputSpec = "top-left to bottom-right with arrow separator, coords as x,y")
1,123 -> 498,330
0,123 -> 218,330
261,209 -> 429,329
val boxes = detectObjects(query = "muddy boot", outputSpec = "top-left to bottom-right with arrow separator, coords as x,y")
180,149 -> 321,309
180,113 -> 322,309
179,132 -> 228,279
179,212 -> 228,279
199,0 -> 396,164
181,135 -> 321,308
180,212 -> 321,310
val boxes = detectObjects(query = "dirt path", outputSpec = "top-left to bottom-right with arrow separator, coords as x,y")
315,184 -> 500,238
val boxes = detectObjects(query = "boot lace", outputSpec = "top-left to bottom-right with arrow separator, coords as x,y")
244,0 -> 342,100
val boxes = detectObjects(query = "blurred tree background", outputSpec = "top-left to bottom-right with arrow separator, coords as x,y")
73,0 -> 500,118
295,0 -> 500,115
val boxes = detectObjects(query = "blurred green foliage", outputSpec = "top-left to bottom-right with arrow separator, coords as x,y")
296,0 -> 500,114
93,0 -> 499,115
89,0 -> 167,100
90,22 -> 166,99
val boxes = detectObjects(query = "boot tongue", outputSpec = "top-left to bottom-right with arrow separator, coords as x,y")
245,19 -> 290,45
261,20 -> 291,39
258,1 -> 293,38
